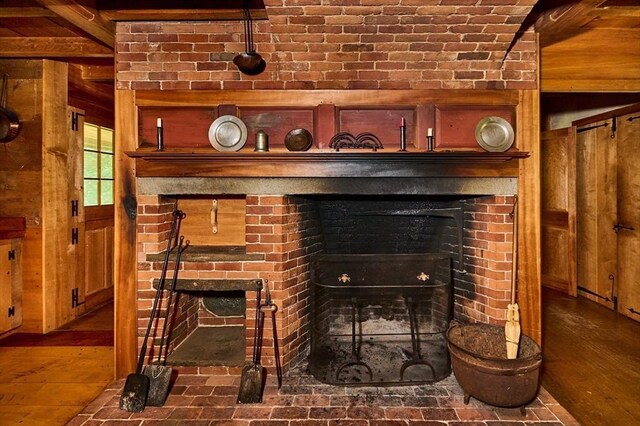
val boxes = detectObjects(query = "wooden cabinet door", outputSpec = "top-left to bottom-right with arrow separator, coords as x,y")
576,120 -> 617,309
616,112 -> 640,320
0,241 -> 12,332
0,240 -> 22,333
541,127 -> 577,296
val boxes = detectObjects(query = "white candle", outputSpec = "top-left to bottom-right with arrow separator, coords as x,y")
427,127 -> 433,137
157,117 -> 163,128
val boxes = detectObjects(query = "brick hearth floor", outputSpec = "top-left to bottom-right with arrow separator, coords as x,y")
68,361 -> 578,426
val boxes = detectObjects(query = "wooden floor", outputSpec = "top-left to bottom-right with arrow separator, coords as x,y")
542,287 -> 640,426
0,304 -> 114,426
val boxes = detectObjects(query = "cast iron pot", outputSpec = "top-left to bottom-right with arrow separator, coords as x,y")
0,74 -> 20,143
447,321 -> 542,409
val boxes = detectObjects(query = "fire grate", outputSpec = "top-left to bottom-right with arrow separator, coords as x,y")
309,253 -> 452,386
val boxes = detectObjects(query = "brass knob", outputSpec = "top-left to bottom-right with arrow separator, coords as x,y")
417,272 -> 430,281
338,274 -> 351,284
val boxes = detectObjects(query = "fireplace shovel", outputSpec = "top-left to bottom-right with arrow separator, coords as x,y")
237,280 -> 265,404
120,210 -> 184,412
144,236 -> 189,406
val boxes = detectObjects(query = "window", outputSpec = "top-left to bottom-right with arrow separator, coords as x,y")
84,123 -> 114,206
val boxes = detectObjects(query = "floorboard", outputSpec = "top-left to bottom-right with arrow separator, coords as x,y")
0,303 -> 114,426
542,287 -> 640,426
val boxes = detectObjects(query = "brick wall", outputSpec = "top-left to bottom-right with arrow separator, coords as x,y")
115,1 -> 538,90
453,195 -> 515,324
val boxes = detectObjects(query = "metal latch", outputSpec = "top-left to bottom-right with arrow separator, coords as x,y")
71,200 -> 79,217
71,228 -> 79,244
8,250 -> 15,260
613,223 -> 635,233
7,306 -> 15,317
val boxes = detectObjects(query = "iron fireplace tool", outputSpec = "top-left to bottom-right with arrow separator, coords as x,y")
335,297 -> 373,383
237,279 -> 266,404
399,296 -> 436,382
144,235 -> 189,406
120,210 -> 184,412
261,282 -> 283,388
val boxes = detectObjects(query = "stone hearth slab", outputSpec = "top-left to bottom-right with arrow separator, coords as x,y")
70,360 -> 579,425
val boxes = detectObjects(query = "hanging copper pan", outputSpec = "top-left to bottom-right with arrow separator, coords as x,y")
0,74 -> 21,143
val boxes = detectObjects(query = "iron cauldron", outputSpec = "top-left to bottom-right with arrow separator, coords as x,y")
447,321 -> 542,410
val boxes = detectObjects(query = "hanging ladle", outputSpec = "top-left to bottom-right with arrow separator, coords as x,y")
233,1 -> 266,75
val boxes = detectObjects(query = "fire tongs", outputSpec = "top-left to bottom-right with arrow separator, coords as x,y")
399,296 -> 436,381
261,283 -> 283,388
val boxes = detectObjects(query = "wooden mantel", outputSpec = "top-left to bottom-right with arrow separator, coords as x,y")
127,149 -> 530,178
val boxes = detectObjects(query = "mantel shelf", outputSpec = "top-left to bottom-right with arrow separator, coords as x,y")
127,148 -> 530,178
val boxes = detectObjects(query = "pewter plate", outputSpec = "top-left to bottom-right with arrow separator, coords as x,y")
208,115 -> 248,152
475,116 -> 514,152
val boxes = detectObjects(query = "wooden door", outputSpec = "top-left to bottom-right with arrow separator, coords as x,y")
576,119 -> 617,309
541,127 -> 577,296
69,107 -> 86,317
616,112 -> 640,320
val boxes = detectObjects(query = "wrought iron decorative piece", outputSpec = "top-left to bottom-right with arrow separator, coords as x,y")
329,132 -> 384,152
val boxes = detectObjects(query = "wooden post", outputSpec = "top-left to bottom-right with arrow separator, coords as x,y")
114,89 -> 138,378
518,88 -> 542,344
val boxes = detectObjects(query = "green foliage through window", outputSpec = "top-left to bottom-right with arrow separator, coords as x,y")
84,123 -> 114,206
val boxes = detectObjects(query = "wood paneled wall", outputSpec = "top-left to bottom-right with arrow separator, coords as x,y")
541,28 -> 640,92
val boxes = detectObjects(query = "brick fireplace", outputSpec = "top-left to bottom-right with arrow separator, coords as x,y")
136,188 -> 516,380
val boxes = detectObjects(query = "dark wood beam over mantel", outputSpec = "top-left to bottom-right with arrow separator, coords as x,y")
536,0 -> 606,47
0,37 -> 113,58
37,0 -> 115,47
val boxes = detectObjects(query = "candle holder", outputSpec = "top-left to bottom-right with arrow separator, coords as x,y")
399,117 -> 407,152
156,120 -> 164,151
427,135 -> 434,152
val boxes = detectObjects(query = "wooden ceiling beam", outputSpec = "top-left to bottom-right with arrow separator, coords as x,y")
99,8 -> 268,22
36,0 -> 115,47
0,7 -> 57,18
0,37 -> 113,58
79,64 -> 114,81
536,0 -> 607,47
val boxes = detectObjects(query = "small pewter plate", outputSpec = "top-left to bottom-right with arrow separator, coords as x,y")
475,116 -> 514,152
208,115 -> 248,152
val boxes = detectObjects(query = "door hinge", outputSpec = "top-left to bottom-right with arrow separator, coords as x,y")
71,288 -> 85,308
8,306 -> 15,317
71,200 -> 79,217
71,112 -> 79,131
8,250 -> 15,261
71,227 -> 79,245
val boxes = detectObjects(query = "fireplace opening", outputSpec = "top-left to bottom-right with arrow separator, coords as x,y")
164,288 -> 248,367
138,193 -> 515,379
310,253 -> 452,385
